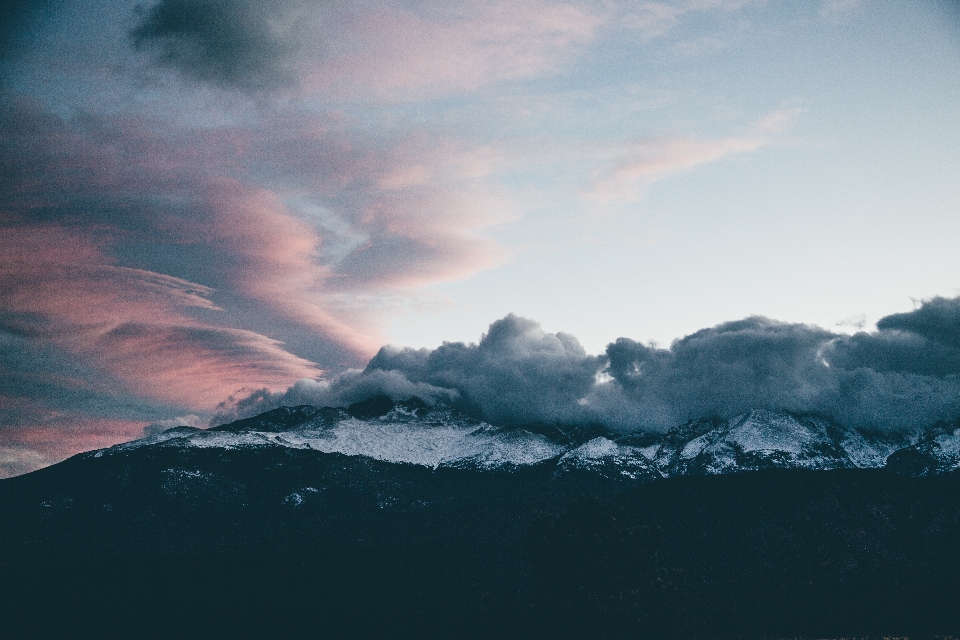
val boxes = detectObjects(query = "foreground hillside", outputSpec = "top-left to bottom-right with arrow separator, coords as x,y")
2,400 -> 959,638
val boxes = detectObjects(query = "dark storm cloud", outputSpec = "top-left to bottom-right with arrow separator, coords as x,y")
220,298 -> 960,435
823,331 -> 960,377
876,296 -> 960,348
130,0 -> 304,89
213,314 -> 602,426
363,314 -> 602,426
596,318 -> 837,429
825,296 -> 960,377
592,307 -> 960,433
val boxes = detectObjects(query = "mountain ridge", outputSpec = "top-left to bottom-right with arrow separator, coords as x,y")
3,396 -> 960,638
102,397 -> 957,480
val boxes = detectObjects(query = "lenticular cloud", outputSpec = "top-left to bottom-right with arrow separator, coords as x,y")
216,297 -> 960,436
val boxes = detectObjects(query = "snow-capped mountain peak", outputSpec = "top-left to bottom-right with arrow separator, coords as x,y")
103,398 -> 960,480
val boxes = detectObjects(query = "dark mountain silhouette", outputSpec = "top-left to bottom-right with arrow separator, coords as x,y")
2,398 -> 959,638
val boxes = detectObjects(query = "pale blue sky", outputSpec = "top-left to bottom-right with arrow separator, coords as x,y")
376,1 -> 960,352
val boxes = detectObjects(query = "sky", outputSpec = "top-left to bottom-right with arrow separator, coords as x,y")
1,0 -> 959,477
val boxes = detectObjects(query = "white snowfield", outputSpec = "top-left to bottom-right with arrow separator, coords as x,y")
115,407 -> 565,470
106,406 -> 958,477
657,409 -> 905,474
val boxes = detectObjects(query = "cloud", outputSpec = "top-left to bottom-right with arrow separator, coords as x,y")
0,92 -> 513,364
302,0 -> 602,99
130,0 -> 307,90
819,0 -> 862,19
585,110 -> 799,207
0,221 -> 321,408
0,414 -> 148,478
244,131 -> 513,292
0,444 -> 53,478
0,223 -> 218,326
0,88 -> 519,473
128,0 -> 602,97
214,314 -> 602,427
592,317 -> 837,429
77,323 -> 322,407
199,178 -> 377,355
824,297 -> 960,378
143,414 -> 204,437
875,296 -> 960,349
616,0 -> 768,40
588,299 -> 960,432
222,297 -> 960,436
363,314 -> 602,425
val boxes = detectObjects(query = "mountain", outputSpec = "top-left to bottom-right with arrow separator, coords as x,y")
104,398 -> 953,482
647,409 -> 908,475
2,397 -> 960,638
885,421 -> 960,476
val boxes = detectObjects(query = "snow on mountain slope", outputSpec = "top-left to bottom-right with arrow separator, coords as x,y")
885,423 -> 960,476
115,403 -> 564,470
102,400 -> 960,479
558,437 -> 663,481
651,410 -> 898,476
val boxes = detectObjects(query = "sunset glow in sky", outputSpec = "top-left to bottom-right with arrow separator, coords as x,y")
2,0 -> 959,476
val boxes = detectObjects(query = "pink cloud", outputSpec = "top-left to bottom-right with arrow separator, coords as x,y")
216,116 -> 515,290
2,96 -> 515,365
0,223 -> 219,326
200,178 -> 381,355
0,222 -> 321,408
78,323 -> 320,407
585,109 -> 799,206
0,414 -> 148,478
0,394 -> 151,477
303,0 -> 602,99
0,93 -> 521,432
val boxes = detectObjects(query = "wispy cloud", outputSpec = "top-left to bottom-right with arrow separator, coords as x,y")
0,87 -> 518,447
126,0 -> 603,99
302,0 -> 603,99
617,0 -> 768,39
585,109 -> 799,207
0,223 -> 321,407
819,0 -> 862,19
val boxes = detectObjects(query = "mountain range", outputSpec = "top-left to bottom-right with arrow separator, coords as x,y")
105,396 -> 960,482
2,397 -> 960,638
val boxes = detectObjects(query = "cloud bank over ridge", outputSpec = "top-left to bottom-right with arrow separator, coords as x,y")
217,296 -> 960,436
